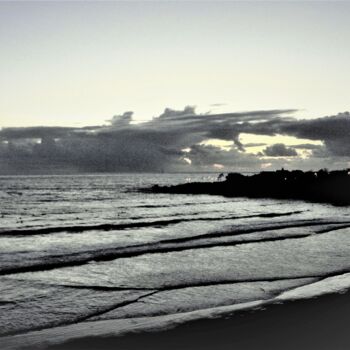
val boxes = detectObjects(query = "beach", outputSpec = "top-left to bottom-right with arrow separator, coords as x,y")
38,290 -> 350,349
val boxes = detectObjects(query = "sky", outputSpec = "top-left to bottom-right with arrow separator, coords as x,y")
0,1 -> 350,174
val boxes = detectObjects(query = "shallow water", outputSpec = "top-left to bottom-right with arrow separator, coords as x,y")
1,173 -> 350,343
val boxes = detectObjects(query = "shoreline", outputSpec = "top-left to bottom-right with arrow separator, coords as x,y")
147,169 -> 350,206
3,288 -> 349,350
47,290 -> 350,350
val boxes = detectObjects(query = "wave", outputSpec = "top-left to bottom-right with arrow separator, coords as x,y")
160,220 -> 350,244
0,210 -> 305,236
128,199 -> 233,209
0,290 -> 158,338
2,220 -> 349,276
0,300 -> 272,348
0,275 -> 312,338
2,272 -> 350,347
60,276 -> 321,293
0,274 -> 330,338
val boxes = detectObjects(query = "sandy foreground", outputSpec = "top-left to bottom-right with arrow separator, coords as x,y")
2,290 -> 350,350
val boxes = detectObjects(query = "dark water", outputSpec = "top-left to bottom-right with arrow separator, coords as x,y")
1,174 -> 350,347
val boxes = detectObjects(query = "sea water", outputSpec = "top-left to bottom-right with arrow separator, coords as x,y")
1,174 -> 350,347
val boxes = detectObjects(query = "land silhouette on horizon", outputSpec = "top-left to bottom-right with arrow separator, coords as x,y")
148,169 -> 350,206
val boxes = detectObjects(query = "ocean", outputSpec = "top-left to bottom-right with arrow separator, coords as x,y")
1,173 -> 350,348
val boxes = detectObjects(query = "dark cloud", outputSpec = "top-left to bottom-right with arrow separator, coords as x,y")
281,112 -> 350,140
1,107 -> 350,174
262,143 -> 298,157
290,143 -> 322,150
187,144 -> 261,171
0,126 -> 76,140
271,112 -> 350,158
108,112 -> 134,127
223,111 -> 350,159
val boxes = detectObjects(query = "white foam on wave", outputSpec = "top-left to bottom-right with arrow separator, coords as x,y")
276,272 -> 350,300
2,272 -> 350,350
0,299 -> 267,350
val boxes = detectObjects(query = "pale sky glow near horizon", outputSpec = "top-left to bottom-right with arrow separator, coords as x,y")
1,1 -> 350,128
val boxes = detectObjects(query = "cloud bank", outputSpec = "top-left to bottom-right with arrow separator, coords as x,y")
1,108 -> 350,174
262,144 -> 298,157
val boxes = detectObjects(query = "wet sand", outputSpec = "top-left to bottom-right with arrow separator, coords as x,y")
47,291 -> 350,350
